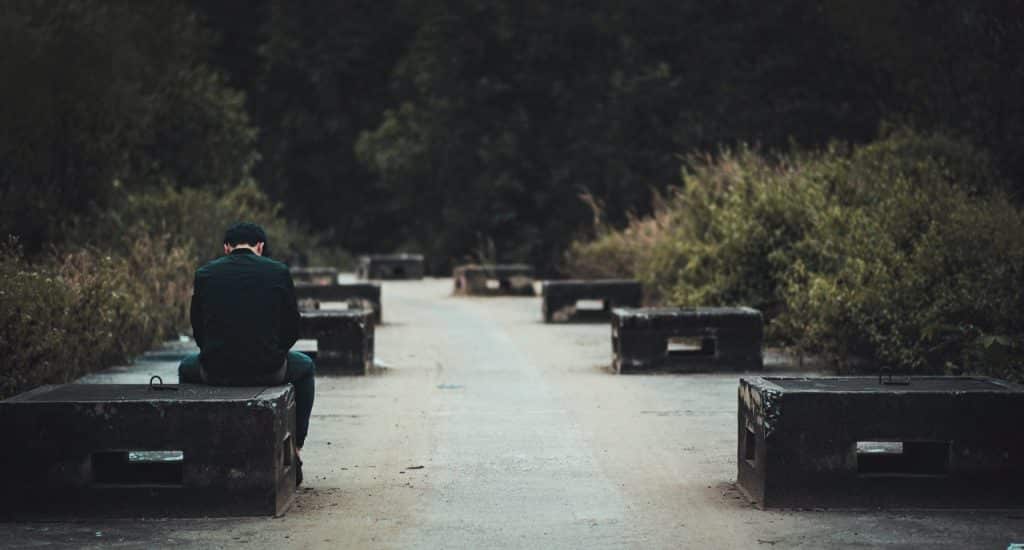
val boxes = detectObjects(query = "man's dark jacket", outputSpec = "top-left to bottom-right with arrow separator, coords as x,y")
190,249 -> 300,380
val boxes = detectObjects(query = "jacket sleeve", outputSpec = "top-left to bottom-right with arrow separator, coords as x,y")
189,272 -> 204,347
279,270 -> 301,350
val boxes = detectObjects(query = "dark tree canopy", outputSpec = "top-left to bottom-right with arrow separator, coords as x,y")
4,1 -> 1024,270
0,1 -> 256,250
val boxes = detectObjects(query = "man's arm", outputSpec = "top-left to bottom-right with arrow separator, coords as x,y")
280,270 -> 301,350
190,272 -> 204,348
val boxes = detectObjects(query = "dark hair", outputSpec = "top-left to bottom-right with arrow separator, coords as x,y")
223,222 -> 268,247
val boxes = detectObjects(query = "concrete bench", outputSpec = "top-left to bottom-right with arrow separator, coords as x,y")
289,266 -> 339,285
453,264 -> 535,296
299,310 -> 374,374
541,279 -> 642,322
295,281 -> 382,324
356,254 -> 424,280
0,383 -> 296,518
611,307 -> 763,373
737,376 -> 1024,508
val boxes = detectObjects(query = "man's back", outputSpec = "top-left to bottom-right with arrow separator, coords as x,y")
191,249 -> 300,380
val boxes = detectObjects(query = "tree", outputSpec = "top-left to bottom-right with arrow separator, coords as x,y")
0,1 -> 256,251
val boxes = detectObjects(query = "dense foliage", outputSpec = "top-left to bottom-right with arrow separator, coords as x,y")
5,1 -> 1024,270
0,1 -> 257,251
0,2 -> 336,396
2,2 -> 1024,390
0,235 -> 191,399
197,0 -> 1023,272
566,132 -> 1024,379
0,183 -> 341,399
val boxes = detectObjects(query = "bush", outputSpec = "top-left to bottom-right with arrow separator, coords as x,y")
76,182 -> 348,267
566,146 -> 840,316
0,183 -> 349,399
778,177 -> 1024,377
0,236 -> 192,398
565,132 -> 1024,379
563,194 -> 670,281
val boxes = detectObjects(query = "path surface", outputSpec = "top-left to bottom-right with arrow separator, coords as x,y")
3,278 -> 1022,549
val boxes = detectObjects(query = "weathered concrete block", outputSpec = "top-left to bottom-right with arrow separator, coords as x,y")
299,310 -> 374,374
737,376 -> 1024,509
453,264 -> 535,296
295,282 -> 382,324
612,307 -> 763,373
541,279 -> 642,322
289,266 -> 339,285
0,384 -> 296,518
356,254 -> 424,280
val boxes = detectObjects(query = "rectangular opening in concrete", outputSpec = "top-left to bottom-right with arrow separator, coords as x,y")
319,301 -> 350,310
575,299 -> 605,311
744,426 -> 757,464
93,450 -> 184,486
667,336 -> 716,357
856,441 -> 950,476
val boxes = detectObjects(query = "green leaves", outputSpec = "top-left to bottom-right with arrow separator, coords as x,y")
567,131 -> 1024,379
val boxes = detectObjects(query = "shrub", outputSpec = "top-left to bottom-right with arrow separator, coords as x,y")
76,182 -> 346,266
565,131 -> 1024,378
649,148 -> 838,319
0,237 -> 192,398
564,194 -> 671,281
1,183 -> 349,399
778,179 -> 1024,377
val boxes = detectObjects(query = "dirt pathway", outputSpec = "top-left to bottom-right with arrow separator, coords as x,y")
2,278 -> 1022,549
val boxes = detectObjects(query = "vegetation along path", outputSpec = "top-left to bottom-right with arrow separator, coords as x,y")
3,278 -> 1021,549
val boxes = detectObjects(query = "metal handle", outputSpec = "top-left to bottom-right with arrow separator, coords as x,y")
149,375 -> 178,391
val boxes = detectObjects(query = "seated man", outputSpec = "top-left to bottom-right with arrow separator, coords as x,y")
178,222 -> 315,486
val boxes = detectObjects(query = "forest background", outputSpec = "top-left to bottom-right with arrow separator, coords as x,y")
2,0 -> 1022,397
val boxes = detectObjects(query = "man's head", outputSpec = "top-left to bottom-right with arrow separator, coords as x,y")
223,222 -> 268,256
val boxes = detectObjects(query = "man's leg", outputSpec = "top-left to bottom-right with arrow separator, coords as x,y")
284,351 -> 316,449
178,353 -> 203,383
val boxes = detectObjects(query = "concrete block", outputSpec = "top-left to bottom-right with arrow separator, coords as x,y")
0,384 -> 296,518
295,282 -> 382,323
356,254 -> 424,280
612,307 -> 763,373
737,376 -> 1024,508
453,264 -> 535,296
541,279 -> 642,322
299,310 -> 374,374
289,266 -> 339,285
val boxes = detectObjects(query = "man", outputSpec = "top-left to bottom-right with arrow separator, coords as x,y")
178,222 -> 315,486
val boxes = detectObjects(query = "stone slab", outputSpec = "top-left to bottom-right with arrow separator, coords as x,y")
0,384 -> 296,518
541,279 -> 642,322
299,310 -> 374,374
737,376 -> 1024,509
453,264 -> 535,296
612,307 -> 763,373
295,282 -> 382,323
356,254 -> 424,280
